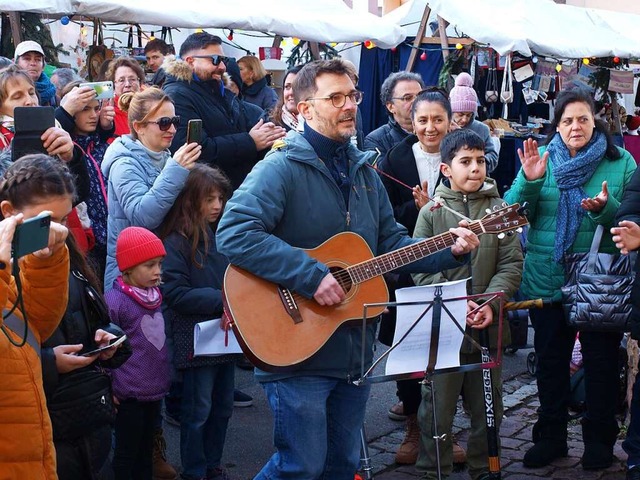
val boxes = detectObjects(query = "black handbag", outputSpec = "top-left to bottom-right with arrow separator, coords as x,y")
47,369 -> 116,441
561,225 -> 636,332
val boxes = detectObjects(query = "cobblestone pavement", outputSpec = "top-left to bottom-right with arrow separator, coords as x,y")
364,373 -> 628,480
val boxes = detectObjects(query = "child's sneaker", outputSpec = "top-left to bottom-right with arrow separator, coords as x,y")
233,389 -> 253,408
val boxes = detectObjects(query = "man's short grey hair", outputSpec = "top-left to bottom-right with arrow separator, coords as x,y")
379,71 -> 424,105
51,68 -> 82,87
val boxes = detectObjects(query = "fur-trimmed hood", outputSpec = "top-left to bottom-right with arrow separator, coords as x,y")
161,55 -> 193,82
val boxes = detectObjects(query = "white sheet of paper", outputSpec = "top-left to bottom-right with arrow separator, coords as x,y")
193,318 -> 243,356
384,279 -> 468,376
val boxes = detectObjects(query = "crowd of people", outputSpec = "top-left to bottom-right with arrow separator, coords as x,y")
0,29 -> 640,480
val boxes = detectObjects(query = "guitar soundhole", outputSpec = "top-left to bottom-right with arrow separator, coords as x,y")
330,266 -> 352,294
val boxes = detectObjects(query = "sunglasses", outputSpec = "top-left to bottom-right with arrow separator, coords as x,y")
191,54 -> 230,66
146,116 -> 181,131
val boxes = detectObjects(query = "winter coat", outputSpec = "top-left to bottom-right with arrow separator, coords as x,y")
161,229 -> 240,369
216,130 -> 466,382
0,246 -> 69,480
614,167 -> 640,340
105,280 -> 171,401
463,120 -> 499,174
242,77 -> 278,112
162,56 -> 260,190
379,134 -> 445,235
504,145 -> 636,301
101,135 -> 190,288
364,117 -> 410,162
412,178 -> 523,352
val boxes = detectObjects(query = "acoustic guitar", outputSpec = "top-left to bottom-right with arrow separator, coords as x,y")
223,203 -> 528,372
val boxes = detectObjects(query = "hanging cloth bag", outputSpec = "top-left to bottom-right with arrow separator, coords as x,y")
500,53 -> 514,119
485,50 -> 499,103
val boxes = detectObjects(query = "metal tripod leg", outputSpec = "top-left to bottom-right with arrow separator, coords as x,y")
424,377 -> 445,480
359,424 -> 374,480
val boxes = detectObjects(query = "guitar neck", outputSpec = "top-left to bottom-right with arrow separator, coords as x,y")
347,220 -> 484,284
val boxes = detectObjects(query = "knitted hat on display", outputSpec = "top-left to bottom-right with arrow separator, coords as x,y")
449,72 -> 478,113
116,226 -> 166,272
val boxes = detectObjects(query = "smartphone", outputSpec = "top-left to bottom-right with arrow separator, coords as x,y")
79,81 -> 114,100
11,106 -> 55,161
187,119 -> 203,144
81,335 -> 127,357
12,212 -> 51,259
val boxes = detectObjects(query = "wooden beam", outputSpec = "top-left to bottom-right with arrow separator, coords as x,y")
405,5 -> 431,72
309,42 -> 321,61
437,15 -> 450,61
7,12 -> 22,47
272,35 -> 282,49
382,0 -> 402,15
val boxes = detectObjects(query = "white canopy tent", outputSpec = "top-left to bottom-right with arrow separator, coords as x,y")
384,0 -> 640,58
2,0 -> 406,49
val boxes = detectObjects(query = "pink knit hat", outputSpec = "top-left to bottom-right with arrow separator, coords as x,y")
449,73 -> 478,113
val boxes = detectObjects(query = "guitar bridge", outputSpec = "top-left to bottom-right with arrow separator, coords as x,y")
277,286 -> 303,324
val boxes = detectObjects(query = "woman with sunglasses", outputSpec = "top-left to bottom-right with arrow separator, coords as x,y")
102,87 -> 201,290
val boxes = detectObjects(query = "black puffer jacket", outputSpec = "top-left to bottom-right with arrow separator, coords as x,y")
364,117 -> 409,162
615,166 -> 640,340
42,270 -> 131,397
162,55 -> 262,190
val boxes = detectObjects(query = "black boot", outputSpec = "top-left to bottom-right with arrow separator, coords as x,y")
522,422 -> 568,468
581,419 -> 619,470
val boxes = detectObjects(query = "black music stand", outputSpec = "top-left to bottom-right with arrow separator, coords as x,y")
353,287 -> 505,480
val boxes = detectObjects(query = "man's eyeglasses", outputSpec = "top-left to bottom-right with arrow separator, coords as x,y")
191,54 -> 230,66
306,91 -> 364,108
391,93 -> 418,104
115,77 -> 141,85
144,116 -> 181,131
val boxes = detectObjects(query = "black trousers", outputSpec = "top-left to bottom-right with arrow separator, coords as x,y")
112,399 -> 161,480
530,306 -> 621,433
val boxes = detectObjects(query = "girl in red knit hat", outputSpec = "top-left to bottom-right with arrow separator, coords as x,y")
105,226 -> 171,479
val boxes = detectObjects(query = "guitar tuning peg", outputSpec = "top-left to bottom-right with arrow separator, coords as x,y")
486,208 -> 492,214
517,202 -> 530,217
501,202 -> 508,208
493,205 -> 500,211
497,233 -> 506,239
506,231 -> 514,237
516,227 -> 523,234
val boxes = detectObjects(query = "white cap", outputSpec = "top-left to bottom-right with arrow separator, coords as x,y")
14,40 -> 45,61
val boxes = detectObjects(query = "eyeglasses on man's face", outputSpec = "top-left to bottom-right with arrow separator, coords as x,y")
391,93 -> 418,104
144,116 -> 181,131
115,77 -> 141,85
306,90 -> 364,108
191,54 -> 230,66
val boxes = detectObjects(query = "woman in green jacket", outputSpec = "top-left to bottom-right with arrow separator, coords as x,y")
505,89 -> 636,471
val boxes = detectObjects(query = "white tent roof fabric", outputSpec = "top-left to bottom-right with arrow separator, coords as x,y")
2,0 -> 405,49
385,0 -> 640,58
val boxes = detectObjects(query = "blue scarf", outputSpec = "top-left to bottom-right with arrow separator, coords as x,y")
35,72 -> 57,106
547,130 -> 606,262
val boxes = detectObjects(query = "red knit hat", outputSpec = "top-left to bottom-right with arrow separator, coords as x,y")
116,227 -> 166,272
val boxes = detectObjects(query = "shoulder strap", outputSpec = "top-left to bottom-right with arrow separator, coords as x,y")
2,312 -> 41,358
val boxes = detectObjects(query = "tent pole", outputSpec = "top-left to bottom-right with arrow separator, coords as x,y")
272,35 -> 282,49
309,42 -> 321,60
437,16 -> 450,61
405,5 -> 431,72
7,12 -> 22,47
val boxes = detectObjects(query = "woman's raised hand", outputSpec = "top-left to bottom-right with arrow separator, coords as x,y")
174,142 -> 202,170
32,219 -> 69,258
517,138 -> 548,181
581,181 -> 608,213
0,214 -> 23,267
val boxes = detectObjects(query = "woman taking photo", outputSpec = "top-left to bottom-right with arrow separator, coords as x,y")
237,55 -> 278,112
505,89 -> 637,471
102,87 -> 201,289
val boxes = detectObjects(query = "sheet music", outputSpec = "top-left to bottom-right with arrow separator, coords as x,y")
193,318 -> 243,356
384,279 -> 468,376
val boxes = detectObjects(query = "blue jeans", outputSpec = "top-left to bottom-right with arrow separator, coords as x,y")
180,363 -> 235,479
254,376 -> 371,480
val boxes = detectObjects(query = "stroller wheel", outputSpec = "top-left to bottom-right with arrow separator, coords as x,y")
527,351 -> 537,376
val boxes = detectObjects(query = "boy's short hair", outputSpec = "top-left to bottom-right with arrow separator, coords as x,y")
144,38 -> 172,56
440,129 -> 485,165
